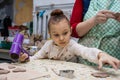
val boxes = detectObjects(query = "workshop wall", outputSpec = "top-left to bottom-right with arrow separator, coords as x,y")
14,0 -> 33,25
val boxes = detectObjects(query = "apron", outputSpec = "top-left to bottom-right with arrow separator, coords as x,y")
78,0 -> 120,65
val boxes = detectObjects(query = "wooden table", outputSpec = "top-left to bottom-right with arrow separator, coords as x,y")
13,59 -> 120,80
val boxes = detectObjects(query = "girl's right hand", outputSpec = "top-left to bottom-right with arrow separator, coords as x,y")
19,52 -> 29,62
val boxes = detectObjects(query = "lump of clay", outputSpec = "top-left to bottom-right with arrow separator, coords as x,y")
91,72 -> 110,78
8,65 -> 16,69
114,13 -> 120,19
0,70 -> 10,74
12,67 -> 26,72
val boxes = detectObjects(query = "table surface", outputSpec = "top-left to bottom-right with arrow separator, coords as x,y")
13,59 -> 120,80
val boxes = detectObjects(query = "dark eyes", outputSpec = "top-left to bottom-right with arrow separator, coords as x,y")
53,32 -> 68,37
54,34 -> 59,37
63,32 -> 68,35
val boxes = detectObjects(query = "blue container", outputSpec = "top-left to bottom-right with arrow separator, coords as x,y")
1,41 -> 12,50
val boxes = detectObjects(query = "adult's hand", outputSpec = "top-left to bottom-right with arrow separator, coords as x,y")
95,10 -> 115,24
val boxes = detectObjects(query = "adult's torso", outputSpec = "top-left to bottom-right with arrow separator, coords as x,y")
79,0 -> 120,59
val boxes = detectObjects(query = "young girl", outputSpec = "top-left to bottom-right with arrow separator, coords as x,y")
20,9 -> 120,70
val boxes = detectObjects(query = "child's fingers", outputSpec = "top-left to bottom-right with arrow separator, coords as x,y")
98,60 -> 103,70
108,61 -> 118,70
19,52 -> 24,56
114,60 -> 120,69
99,58 -> 119,70
23,54 -> 28,59
19,53 -> 28,62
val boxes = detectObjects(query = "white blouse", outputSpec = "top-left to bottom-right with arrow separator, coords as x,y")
30,39 -> 102,64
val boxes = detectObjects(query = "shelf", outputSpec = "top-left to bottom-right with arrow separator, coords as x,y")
0,49 -> 11,60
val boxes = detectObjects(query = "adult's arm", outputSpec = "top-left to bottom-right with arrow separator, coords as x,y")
70,0 -> 83,38
70,0 -> 96,38
73,0 -> 112,37
75,0 -> 97,37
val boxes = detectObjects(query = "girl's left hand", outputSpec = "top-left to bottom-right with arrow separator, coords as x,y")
98,52 -> 120,70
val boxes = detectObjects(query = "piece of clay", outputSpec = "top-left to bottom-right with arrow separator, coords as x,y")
0,70 -> 10,74
8,65 -> 16,69
12,67 -> 26,72
114,13 -> 120,19
0,76 -> 7,80
91,72 -> 110,78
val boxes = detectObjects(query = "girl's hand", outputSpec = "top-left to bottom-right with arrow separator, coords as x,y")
98,52 -> 120,70
19,53 -> 29,62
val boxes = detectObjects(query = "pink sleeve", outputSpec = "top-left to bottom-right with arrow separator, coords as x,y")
70,0 -> 83,38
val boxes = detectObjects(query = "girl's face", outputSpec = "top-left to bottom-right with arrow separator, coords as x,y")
49,19 -> 71,48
